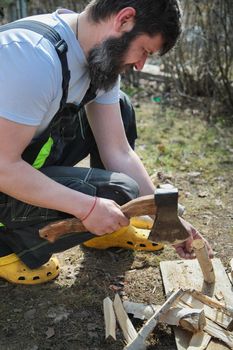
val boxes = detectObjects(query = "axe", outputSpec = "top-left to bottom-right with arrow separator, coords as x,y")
39,187 -> 189,244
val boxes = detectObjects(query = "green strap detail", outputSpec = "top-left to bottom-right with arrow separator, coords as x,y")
0,137 -> 54,228
32,136 -> 54,169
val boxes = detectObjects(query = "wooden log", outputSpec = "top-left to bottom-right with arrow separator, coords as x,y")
187,332 -> 211,350
160,258 -> 233,350
124,289 -> 184,350
188,290 -> 233,318
160,307 -> 206,333
123,301 -> 206,333
113,294 -> 138,344
178,309 -> 206,333
176,299 -> 233,349
180,292 -> 233,330
192,239 -> 215,284
123,301 -> 159,320
103,297 -> 116,340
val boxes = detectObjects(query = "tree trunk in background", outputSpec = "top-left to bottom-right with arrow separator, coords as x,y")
1,0 -> 232,121
162,0 -> 233,121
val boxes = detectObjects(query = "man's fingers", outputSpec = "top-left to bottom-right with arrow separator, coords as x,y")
206,243 -> 214,259
119,215 -> 130,227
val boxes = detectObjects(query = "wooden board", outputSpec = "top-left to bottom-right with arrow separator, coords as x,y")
229,258 -> 233,285
160,258 -> 233,350
113,294 -> 137,344
187,332 -> 211,350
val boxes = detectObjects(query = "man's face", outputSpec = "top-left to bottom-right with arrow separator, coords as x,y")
87,31 -> 163,92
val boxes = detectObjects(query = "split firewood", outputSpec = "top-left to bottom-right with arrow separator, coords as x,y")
180,295 -> 233,348
180,292 -> 233,330
113,294 -> 138,344
178,298 -> 233,349
123,301 -> 206,333
187,290 -> 233,318
204,318 -> 233,349
103,297 -> 116,340
124,289 -> 184,350
175,308 -> 206,333
123,301 -> 159,320
187,331 -> 211,350
192,239 -> 215,284
160,307 -> 206,333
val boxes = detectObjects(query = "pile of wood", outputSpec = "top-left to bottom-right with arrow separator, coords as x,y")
103,289 -> 233,350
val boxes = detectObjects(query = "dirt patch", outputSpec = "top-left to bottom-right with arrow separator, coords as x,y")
0,102 -> 232,350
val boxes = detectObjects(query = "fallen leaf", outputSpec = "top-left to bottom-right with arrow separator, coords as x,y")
46,327 -> 55,339
109,284 -> 123,292
188,171 -> 201,178
198,191 -> 208,198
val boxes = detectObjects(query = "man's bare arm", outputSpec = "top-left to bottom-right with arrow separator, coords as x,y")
86,102 -> 155,196
0,117 -> 128,234
86,102 -> 214,259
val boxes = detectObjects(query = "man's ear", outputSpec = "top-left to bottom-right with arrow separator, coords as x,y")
113,7 -> 136,33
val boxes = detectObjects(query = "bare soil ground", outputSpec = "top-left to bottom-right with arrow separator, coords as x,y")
0,101 -> 232,350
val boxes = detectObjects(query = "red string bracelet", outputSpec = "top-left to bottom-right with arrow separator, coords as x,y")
81,197 -> 98,222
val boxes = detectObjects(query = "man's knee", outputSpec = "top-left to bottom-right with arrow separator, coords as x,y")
120,173 -> 140,201
97,172 -> 139,205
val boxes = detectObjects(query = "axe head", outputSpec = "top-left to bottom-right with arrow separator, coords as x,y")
149,188 -> 190,244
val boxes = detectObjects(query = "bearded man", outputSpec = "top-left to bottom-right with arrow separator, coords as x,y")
0,0 -> 213,284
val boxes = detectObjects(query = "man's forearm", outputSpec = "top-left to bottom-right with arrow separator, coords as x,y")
103,148 -> 155,197
0,160 -> 93,219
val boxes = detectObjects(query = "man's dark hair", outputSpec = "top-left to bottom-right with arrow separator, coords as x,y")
85,0 -> 182,55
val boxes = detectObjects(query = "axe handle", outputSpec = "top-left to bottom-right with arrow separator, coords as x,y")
39,194 -> 157,243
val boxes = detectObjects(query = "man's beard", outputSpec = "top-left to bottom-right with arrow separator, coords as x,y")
87,30 -> 138,92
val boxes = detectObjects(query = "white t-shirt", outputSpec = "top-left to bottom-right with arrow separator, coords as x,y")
0,9 -> 120,138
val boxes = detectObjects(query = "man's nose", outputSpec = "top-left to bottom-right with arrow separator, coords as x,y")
134,56 -> 147,71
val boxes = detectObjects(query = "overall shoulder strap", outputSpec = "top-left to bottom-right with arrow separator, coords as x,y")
0,20 -> 70,111
0,19 -> 97,111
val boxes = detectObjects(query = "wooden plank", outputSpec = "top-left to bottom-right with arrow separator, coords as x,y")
229,259 -> 233,285
160,258 -> 233,305
206,339 -> 231,350
123,300 -> 206,332
180,293 -> 233,330
177,298 -> 233,349
103,297 -> 116,340
187,331 -> 211,350
204,318 -> 233,349
173,327 -> 192,350
113,294 -> 138,344
230,259 -> 233,276
160,258 -> 233,350
124,289 -> 184,350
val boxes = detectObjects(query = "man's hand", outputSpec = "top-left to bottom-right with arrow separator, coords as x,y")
173,217 -> 214,259
81,197 -> 129,236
